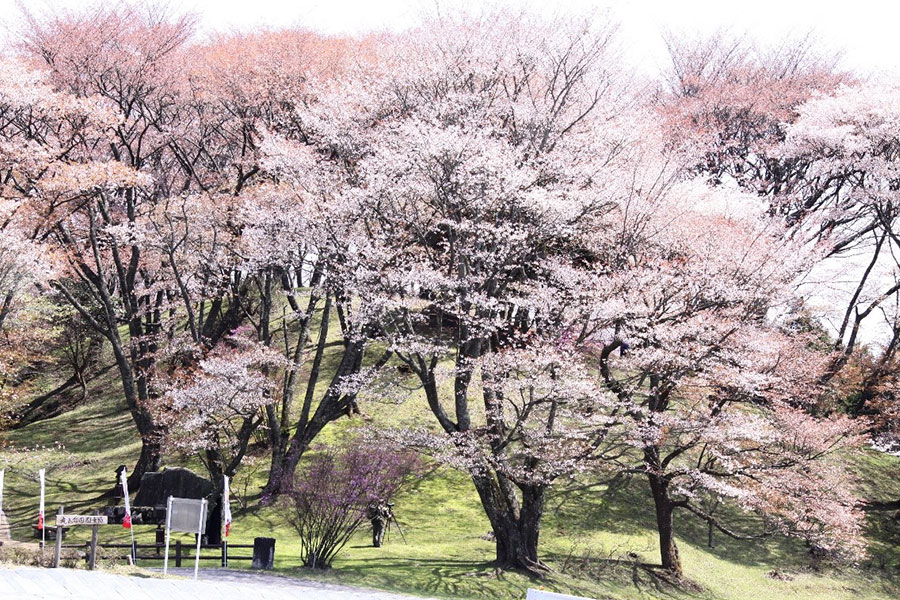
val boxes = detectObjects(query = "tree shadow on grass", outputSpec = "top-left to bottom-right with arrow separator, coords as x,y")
549,553 -> 707,600
328,554 -> 703,600
327,556 -> 527,599
547,475 -> 807,571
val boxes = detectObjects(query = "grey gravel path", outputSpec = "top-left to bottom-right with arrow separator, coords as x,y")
0,565 -> 439,600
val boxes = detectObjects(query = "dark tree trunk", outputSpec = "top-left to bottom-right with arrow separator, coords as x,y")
261,276 -> 324,496
129,434 -> 163,489
264,435 -> 286,496
648,472 -> 682,577
262,324 -> 376,497
0,292 -> 13,333
470,474 -> 548,576
268,427 -> 319,495
109,340 -> 163,490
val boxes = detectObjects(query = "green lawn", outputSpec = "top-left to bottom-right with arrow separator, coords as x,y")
2,359 -> 900,600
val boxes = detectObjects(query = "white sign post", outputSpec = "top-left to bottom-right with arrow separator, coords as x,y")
163,496 -> 172,576
163,496 -> 208,580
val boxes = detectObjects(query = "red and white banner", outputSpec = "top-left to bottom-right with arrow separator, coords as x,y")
223,474 -> 232,538
37,468 -> 45,531
120,467 -> 132,529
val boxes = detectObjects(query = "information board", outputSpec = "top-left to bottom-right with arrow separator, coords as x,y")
168,497 -> 207,533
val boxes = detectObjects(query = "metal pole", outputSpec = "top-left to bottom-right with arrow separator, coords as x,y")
121,467 -> 136,565
53,506 -> 64,568
163,496 -> 172,576
193,499 -> 205,580
39,469 -> 45,551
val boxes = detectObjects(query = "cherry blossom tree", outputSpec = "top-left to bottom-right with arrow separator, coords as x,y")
202,31 -> 396,496
159,330 -> 282,483
12,4 -> 281,485
584,179 -> 866,576
13,5 -> 196,485
780,84 -> 900,397
277,13 -> 637,574
0,58 -> 116,428
292,18 -> 867,573
660,32 -> 847,194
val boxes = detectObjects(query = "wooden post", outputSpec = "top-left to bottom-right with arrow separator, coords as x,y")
88,510 -> 100,570
175,539 -> 182,568
53,506 -> 64,568
89,523 -> 99,570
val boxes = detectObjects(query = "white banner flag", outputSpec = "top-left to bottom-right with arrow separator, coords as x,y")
38,468 -> 45,531
223,475 -> 232,538
120,467 -> 132,529
120,467 -> 136,563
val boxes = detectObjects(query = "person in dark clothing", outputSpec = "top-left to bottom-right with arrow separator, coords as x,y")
366,499 -> 394,547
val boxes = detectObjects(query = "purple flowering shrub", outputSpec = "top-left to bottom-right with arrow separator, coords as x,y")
285,440 -> 419,568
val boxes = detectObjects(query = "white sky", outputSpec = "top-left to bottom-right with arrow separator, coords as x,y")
3,0 -> 900,78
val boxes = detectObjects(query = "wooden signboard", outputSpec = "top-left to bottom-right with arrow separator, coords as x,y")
56,515 -> 108,526
53,508 -> 106,570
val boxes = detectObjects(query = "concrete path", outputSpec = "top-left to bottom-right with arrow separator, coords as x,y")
0,565 -> 437,600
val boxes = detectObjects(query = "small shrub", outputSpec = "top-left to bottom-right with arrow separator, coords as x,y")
0,541 -> 82,568
285,441 -> 419,569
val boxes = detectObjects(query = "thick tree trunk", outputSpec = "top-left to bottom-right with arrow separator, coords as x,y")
263,412 -> 287,494
262,285 -> 325,496
265,428 -> 319,495
648,472 -> 682,577
0,292 -> 14,333
129,434 -> 163,489
107,342 -> 163,490
262,326 -> 374,497
471,474 -> 548,576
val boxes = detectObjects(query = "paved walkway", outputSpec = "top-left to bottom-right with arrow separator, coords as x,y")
0,566 -> 437,600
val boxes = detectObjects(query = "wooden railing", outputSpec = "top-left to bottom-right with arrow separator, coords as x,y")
61,540 -> 256,568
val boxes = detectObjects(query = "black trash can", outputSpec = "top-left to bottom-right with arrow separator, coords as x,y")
251,537 -> 275,569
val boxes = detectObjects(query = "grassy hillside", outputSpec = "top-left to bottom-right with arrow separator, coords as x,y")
2,357 -> 900,600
